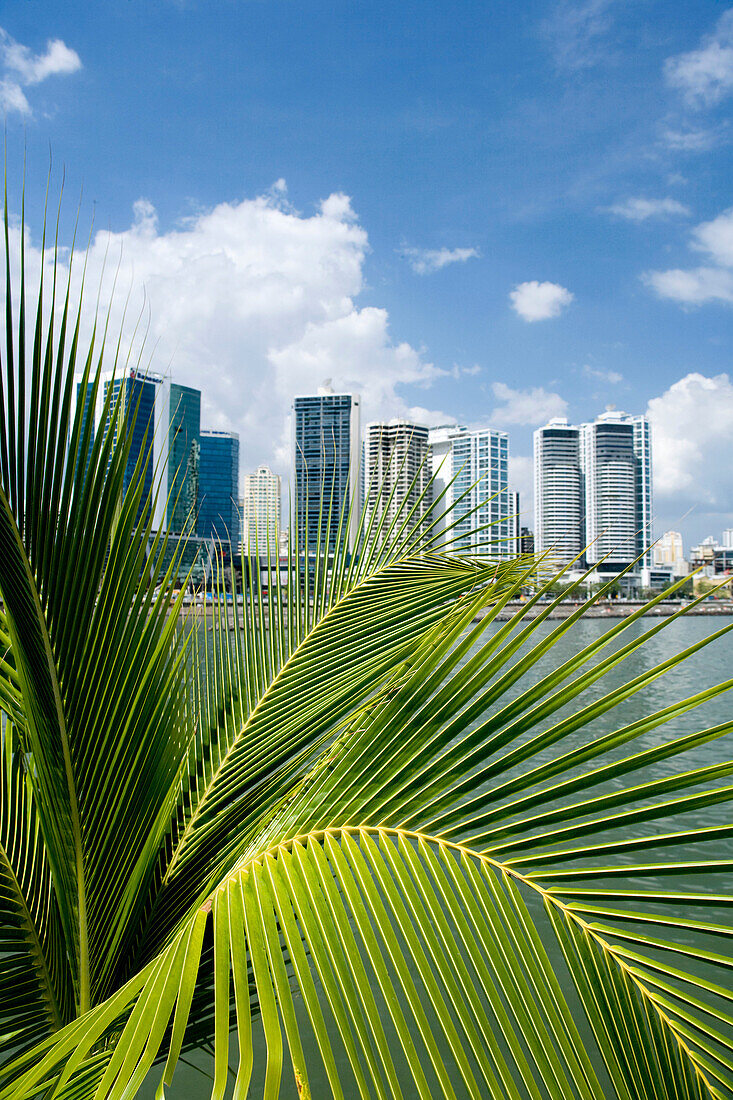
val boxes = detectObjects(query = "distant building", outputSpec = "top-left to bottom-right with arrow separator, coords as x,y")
534,410 -> 653,583
533,418 -> 584,568
723,529 -> 733,550
292,387 -> 361,553
74,368 -> 168,528
73,371 -> 206,537
242,465 -> 281,556
363,420 -> 431,545
654,531 -> 687,576
581,412 -> 643,570
520,527 -> 535,555
428,426 -> 513,557
509,491 -> 521,557
198,430 -> 240,544
167,383 -> 201,534
690,536 -> 733,577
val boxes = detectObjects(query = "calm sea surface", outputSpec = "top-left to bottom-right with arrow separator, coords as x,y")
144,614 -> 733,1098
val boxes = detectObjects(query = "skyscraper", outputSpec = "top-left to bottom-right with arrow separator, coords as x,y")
292,388 -> 361,553
533,418 -> 584,568
198,430 -> 240,544
73,371 -> 204,535
242,465 -> 281,556
363,420 -> 431,545
428,426 -> 513,557
167,383 -> 201,535
534,409 -> 653,577
74,368 -> 167,527
581,413 -> 638,568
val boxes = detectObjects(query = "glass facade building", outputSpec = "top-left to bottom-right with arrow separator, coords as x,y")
451,429 -> 512,556
103,374 -> 158,522
167,383 -> 201,534
198,430 -> 240,543
74,370 -> 163,526
428,426 -> 513,557
74,380 -> 97,488
292,390 -> 361,553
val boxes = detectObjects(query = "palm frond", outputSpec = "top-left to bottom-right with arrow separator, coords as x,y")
3,170 -> 733,1100
0,725 -> 72,1055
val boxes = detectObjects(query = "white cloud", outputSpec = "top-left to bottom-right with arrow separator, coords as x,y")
582,364 -> 623,383
402,245 -> 479,275
3,35 -> 81,84
543,0 -> 620,70
644,207 -> 733,305
648,374 -> 733,516
449,363 -> 481,380
16,185 -> 452,478
665,9 -> 733,108
606,197 -> 690,222
0,77 -> 30,115
692,207 -> 733,266
646,266 -> 733,305
490,382 -> 567,426
509,280 -> 574,322
0,27 -> 81,116
663,126 -> 720,153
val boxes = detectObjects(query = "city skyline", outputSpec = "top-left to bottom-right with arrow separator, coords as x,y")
1,1 -> 731,545
74,365 -> 732,561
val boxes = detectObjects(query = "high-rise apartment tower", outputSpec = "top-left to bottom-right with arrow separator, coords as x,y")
292,387 -> 361,553
534,410 -> 653,573
428,426 -> 513,557
242,465 -> 281,556
363,420 -> 431,546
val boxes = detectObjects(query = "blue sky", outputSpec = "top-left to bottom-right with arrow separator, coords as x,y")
2,0 -> 733,544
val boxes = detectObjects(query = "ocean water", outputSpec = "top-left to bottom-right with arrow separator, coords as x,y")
143,614 -> 733,1098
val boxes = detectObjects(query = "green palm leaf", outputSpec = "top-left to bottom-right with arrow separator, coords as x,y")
2,173 -> 733,1100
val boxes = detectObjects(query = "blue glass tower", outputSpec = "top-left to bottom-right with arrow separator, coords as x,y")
74,379 -> 97,489
292,390 -> 360,553
103,374 -> 158,520
167,383 -> 201,534
198,430 -> 240,543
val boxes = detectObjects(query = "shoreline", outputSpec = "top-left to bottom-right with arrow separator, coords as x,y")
479,601 -> 733,621
183,599 -> 733,626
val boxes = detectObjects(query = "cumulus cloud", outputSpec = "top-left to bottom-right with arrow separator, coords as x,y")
14,184 -> 454,478
0,27 -> 81,115
648,374 -> 733,523
606,197 -> 690,222
583,364 -> 623,383
402,245 -> 479,275
509,280 -> 574,322
665,9 -> 733,108
644,207 -> 733,305
490,382 -> 567,426
645,266 -> 733,305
